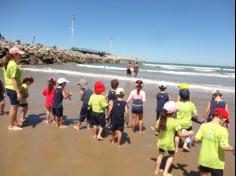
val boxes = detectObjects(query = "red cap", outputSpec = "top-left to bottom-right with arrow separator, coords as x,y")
94,81 -> 106,94
212,108 -> 230,124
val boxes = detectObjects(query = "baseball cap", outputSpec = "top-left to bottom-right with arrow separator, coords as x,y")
78,79 -> 88,88
178,83 -> 189,89
212,108 -> 230,124
163,101 -> 180,114
9,47 -> 25,55
57,78 -> 69,84
94,81 -> 106,94
115,88 -> 125,96
159,81 -> 167,89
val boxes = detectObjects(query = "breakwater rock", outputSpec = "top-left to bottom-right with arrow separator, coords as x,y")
0,39 -> 141,66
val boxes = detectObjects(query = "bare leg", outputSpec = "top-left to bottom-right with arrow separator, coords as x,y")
200,173 -> 210,176
163,154 -> 174,175
111,131 -> 116,144
175,136 -> 180,153
45,108 -> 52,123
97,127 -> 104,140
155,152 -> 164,174
59,117 -> 67,128
93,125 -> 97,139
131,113 -> 137,135
9,106 -> 18,127
0,100 -> 5,113
138,113 -> 143,134
20,106 -> 28,121
117,130 -> 122,147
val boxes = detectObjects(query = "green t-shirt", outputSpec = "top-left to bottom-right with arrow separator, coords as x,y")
3,60 -> 22,91
157,117 -> 181,151
19,83 -> 28,105
176,101 -> 197,129
88,94 -> 108,113
195,122 -> 230,170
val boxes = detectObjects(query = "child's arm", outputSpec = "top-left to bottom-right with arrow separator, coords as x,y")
201,101 -> 211,122
62,90 -> 72,100
106,100 -> 113,120
124,104 -> 129,125
79,89 -> 84,102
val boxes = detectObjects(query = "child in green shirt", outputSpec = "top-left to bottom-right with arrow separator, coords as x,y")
194,108 -> 234,176
19,76 -> 34,125
154,101 -> 191,176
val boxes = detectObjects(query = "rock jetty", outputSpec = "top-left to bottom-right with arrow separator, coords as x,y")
0,39 -> 141,66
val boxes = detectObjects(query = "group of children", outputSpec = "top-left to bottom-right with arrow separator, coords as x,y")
1,75 -> 234,175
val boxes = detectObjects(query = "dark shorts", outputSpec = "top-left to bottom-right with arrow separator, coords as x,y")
127,69 -> 131,75
52,107 -> 63,117
0,93 -> 4,102
132,104 -> 143,113
19,103 -> 28,108
159,148 -> 175,155
199,165 -> 223,176
79,105 -> 91,122
175,126 -> 193,136
90,111 -> 106,128
111,123 -> 124,132
6,89 -> 19,106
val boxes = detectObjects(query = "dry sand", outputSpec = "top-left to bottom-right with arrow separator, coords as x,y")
0,70 -> 235,176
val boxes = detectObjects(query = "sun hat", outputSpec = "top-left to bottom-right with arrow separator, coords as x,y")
159,81 -> 167,89
78,79 -> 88,88
57,78 -> 69,84
115,88 -> 125,96
212,89 -> 223,96
163,101 -> 180,114
178,83 -> 189,89
9,47 -> 25,55
94,81 -> 106,94
179,89 -> 190,100
212,108 -> 230,124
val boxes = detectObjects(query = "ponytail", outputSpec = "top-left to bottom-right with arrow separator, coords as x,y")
48,79 -> 55,92
3,54 -> 12,69
157,109 -> 168,133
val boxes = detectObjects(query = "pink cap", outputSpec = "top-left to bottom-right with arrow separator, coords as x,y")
163,101 -> 180,114
9,47 -> 25,55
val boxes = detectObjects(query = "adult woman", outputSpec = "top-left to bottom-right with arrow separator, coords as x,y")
3,47 -> 25,130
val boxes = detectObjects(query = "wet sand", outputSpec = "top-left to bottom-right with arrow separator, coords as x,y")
0,70 -> 235,176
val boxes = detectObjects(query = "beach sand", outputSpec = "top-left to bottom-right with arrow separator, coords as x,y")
0,69 -> 235,176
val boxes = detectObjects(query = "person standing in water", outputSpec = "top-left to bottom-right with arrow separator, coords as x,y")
126,61 -> 132,76
134,62 -> 139,77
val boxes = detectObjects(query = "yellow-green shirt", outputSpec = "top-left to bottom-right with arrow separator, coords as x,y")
19,83 -> 28,105
157,117 -> 181,151
88,94 -> 108,113
176,101 -> 197,129
195,122 -> 230,170
3,60 -> 22,91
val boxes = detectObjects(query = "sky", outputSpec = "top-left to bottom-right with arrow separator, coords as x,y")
0,0 -> 235,66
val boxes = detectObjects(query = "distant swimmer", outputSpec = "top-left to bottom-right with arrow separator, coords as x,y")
134,62 -> 139,77
126,61 -> 132,76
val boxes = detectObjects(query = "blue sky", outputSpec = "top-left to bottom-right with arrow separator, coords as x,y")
0,0 -> 235,66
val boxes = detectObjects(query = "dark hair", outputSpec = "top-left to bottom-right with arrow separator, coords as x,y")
111,79 -> 119,89
0,80 -> 4,94
157,109 -> 168,133
23,76 -> 34,84
159,87 -> 166,91
3,53 -> 12,69
179,89 -> 190,102
48,78 -> 56,92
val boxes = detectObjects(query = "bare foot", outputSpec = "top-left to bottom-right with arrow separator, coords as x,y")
97,136 -> 104,140
73,125 -> 80,131
60,125 -> 68,129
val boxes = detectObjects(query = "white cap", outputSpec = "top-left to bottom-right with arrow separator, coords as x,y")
57,78 -> 69,84
212,89 -> 222,96
115,88 -> 125,95
163,101 -> 180,114
159,81 -> 167,88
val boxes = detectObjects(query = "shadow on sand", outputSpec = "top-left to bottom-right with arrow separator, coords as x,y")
22,113 -> 46,128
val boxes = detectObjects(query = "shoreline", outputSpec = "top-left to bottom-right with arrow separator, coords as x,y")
0,68 -> 235,176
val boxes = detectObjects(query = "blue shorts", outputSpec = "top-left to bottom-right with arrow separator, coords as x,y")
6,89 -> 19,106
52,108 -> 63,117
199,165 -> 223,176
0,94 -> 4,102
79,105 -> 91,122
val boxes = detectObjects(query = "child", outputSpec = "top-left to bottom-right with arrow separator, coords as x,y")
106,79 -> 119,104
107,88 -> 129,147
194,108 -> 234,176
19,76 -> 34,125
52,78 -> 72,128
154,101 -> 191,175
74,79 -> 93,131
88,81 -> 108,140
0,80 -> 6,115
175,88 -> 198,152
156,82 -> 170,121
201,90 -> 228,124
177,83 -> 191,101
42,77 -> 56,124
127,80 -> 146,135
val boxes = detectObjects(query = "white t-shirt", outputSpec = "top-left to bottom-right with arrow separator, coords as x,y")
127,90 -> 146,103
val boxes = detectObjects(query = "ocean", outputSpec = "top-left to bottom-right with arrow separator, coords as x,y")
23,62 -> 235,94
